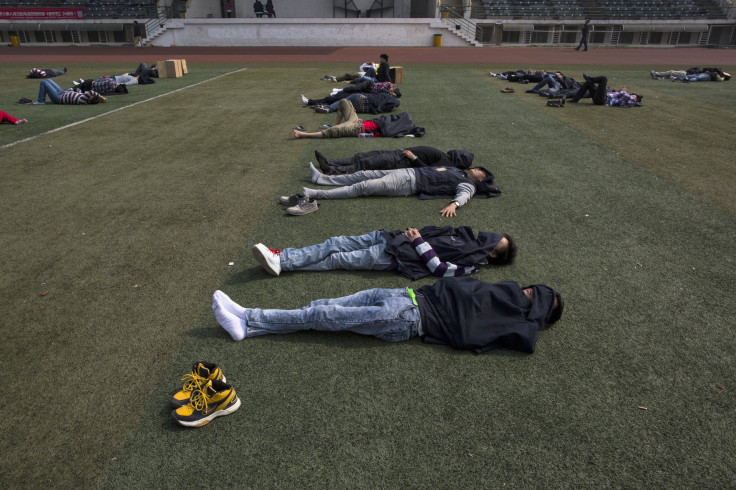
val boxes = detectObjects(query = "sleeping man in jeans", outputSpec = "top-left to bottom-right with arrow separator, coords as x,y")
212,276 -> 564,354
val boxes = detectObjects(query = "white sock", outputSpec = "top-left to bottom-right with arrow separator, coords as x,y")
212,290 -> 246,341
308,162 -> 322,182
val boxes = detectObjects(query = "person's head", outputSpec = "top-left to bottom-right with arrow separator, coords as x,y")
115,83 -> 129,94
487,234 -> 517,266
585,18 -> 590,24
391,87 -> 401,98
548,292 -> 564,325
87,93 -> 105,104
134,20 -> 138,24
524,285 -> 564,328
380,53 -> 389,63
466,167 -> 489,184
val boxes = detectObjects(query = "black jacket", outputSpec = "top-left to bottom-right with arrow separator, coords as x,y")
416,278 -> 558,353
382,226 -> 502,280
372,112 -> 425,138
376,62 -> 391,83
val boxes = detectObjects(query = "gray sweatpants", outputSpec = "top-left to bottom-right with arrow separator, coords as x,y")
305,169 -> 417,199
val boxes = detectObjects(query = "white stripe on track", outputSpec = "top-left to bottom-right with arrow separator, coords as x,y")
1,67 -> 248,151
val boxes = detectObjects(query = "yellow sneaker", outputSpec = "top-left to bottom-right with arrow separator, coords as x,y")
171,379 -> 241,428
171,362 -> 226,407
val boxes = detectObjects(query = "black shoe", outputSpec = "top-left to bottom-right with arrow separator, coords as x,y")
583,73 -> 590,80
63,67 -> 67,73
293,125 -> 305,131
314,150 -> 331,173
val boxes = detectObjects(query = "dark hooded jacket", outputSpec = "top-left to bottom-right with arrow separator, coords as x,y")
382,226 -> 503,280
372,112 -> 425,138
416,278 -> 558,353
414,166 -> 501,200
360,93 -> 400,114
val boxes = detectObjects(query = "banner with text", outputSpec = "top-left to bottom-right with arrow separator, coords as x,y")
0,8 -> 85,20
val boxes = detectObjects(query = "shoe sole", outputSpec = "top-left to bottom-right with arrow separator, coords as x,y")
173,396 -> 241,428
252,243 -> 280,276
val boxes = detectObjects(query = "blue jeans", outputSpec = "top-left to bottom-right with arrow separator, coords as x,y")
244,288 -> 421,341
280,230 -> 394,272
355,66 -> 378,83
686,73 -> 711,82
38,79 -> 64,103
531,76 -> 561,93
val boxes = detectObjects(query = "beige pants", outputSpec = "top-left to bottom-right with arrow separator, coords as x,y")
321,99 -> 363,138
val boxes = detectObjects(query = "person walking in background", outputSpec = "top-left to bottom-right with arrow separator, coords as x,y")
225,0 -> 233,18
575,18 -> 590,51
133,21 -> 143,47
266,0 -> 276,17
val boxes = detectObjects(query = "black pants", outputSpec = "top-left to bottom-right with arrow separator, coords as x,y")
576,35 -> 588,51
326,150 -> 409,173
572,76 -> 607,105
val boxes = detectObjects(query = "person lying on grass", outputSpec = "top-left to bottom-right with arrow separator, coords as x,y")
1,111 -> 28,125
26,67 -> 67,79
212,276 -> 564,354
284,160 -> 500,217
251,225 -> 516,279
35,79 -> 107,105
301,79 -> 400,112
569,75 -> 643,107
307,91 -> 400,115
313,146 -> 473,174
293,98 -> 423,139
651,67 -> 730,82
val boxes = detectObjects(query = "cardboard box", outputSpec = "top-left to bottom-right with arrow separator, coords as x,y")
157,59 -> 183,78
180,59 -> 188,74
390,66 -> 404,84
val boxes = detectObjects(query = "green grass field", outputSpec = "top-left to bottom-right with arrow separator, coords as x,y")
1,61 -> 735,488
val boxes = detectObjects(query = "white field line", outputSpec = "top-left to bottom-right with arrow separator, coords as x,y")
1,68 -> 248,151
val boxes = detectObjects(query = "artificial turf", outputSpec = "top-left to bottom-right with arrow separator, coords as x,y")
1,62 -> 734,487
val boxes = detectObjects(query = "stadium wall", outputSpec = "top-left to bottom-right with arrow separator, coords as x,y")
150,18 -> 467,47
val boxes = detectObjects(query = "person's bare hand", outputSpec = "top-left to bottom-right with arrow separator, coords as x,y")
401,150 -> 416,160
440,203 -> 458,217
403,227 -> 421,240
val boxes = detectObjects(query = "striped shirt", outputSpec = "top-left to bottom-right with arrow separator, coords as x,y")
411,238 -> 481,277
59,90 -> 101,105
372,81 -> 394,93
92,78 -> 117,94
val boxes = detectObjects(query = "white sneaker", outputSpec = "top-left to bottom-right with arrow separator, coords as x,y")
301,94 -> 309,106
252,243 -> 281,276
